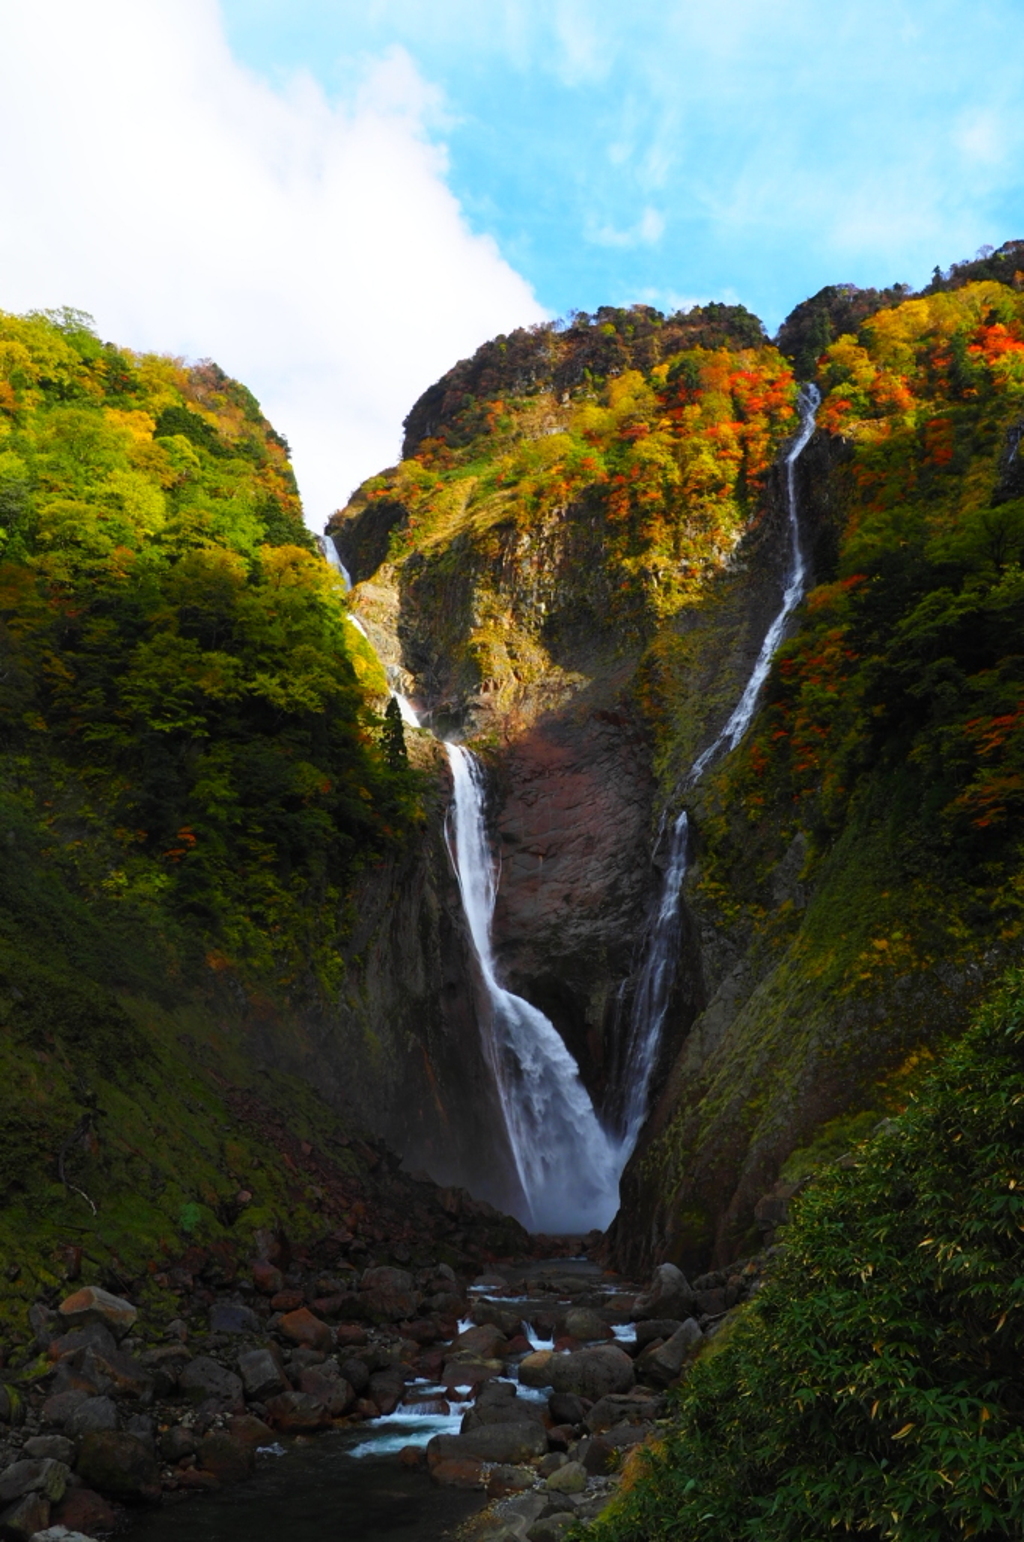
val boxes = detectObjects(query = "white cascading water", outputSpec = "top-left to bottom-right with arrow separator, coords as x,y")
444,743 -> 621,1234
612,384 -> 821,1159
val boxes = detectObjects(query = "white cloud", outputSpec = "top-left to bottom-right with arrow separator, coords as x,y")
587,206 -> 665,249
0,0 -> 545,527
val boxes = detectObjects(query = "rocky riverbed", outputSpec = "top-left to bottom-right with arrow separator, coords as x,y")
0,1242 -> 766,1541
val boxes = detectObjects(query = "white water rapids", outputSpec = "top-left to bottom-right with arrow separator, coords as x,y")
320,386 -> 819,1227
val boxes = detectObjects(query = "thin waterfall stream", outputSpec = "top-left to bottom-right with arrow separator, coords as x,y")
323,383 -> 818,1227
610,383 -> 821,1155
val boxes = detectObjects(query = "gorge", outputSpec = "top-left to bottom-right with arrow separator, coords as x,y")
3,239 -> 1024,1538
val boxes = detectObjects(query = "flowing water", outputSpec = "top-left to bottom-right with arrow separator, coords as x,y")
611,385 -> 821,1154
444,744 -> 620,1233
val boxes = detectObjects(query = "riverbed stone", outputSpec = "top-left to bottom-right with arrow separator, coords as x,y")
0,1461 -> 68,1506
632,1264 -> 696,1323
237,1348 -> 287,1402
563,1308 -> 613,1343
430,1457 -> 485,1489
178,1357 -> 243,1408
517,1351 -> 555,1388
298,1368 -> 354,1417
19,1440 -> 74,1468
64,1399 -> 118,1440
209,1302 -> 260,1336
549,1345 -> 634,1400
634,1319 -> 683,1350
450,1323 -> 507,1360
56,1289 -> 137,1342
358,1267 -> 418,1323
263,1392 -> 331,1432
637,1318 -> 702,1387
428,1422 -> 548,1466
0,1490 -> 49,1539
198,1431 -> 255,1484
75,1432 -> 159,1503
277,1309 -> 332,1353
50,1485 -> 119,1537
544,1460 -> 586,1495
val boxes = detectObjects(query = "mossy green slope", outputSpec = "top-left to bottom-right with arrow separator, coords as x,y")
0,307 -> 423,1332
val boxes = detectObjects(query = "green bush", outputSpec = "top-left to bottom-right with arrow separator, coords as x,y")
596,967 -> 1024,1541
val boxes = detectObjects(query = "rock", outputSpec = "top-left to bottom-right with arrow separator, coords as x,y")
158,1426 -> 196,1464
46,1325 -> 116,1365
563,1308 -> 613,1343
56,1290 -> 136,1342
603,1420 -> 654,1449
543,1461 -> 586,1495
177,1357 -> 243,1408
20,1442 -> 74,1468
75,1432 -> 159,1503
397,1446 -> 424,1468
39,1393 -> 86,1431
337,1357 -> 369,1396
277,1309 -> 332,1353
209,1303 -> 260,1336
269,1291 -> 304,1314
487,1465 -> 536,1498
549,1345 -> 634,1400
450,1323 -> 507,1360
368,1369 -> 405,1416
526,1516 -> 574,1542
225,1415 -> 274,1451
637,1318 -> 702,1387
263,1392 -> 331,1432
334,1325 -> 367,1350
586,1391 -> 664,1432
0,1462 -> 69,1506
517,1351 -> 555,1388
469,1299 -> 525,1338
430,1458 -> 485,1489
358,1267 -> 418,1323
634,1319 -> 683,1350
537,1453 -> 567,1477
31,1526 -> 101,1542
198,1432 -> 255,1484
298,1369 -> 354,1417
237,1348 -> 287,1402
79,1346 -> 152,1403
440,1360 -> 500,1392
462,1389 -> 544,1432
577,1435 -> 615,1476
64,1400 -> 118,1440
632,1264 -> 696,1323
428,1422 -> 547,1466
547,1393 -> 586,1427
0,1491 -> 49,1539
694,1287 -> 728,1317
250,1262 -> 283,1297
139,1345 -> 189,1398
50,1487 -> 118,1537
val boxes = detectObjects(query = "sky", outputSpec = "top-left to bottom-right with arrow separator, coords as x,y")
1,1 -> 1022,530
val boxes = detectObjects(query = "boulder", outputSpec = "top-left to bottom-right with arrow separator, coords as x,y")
159,1425 -> 197,1463
526,1516 -> 574,1542
298,1368 -> 354,1417
517,1350 -> 555,1388
56,1289 -> 137,1342
440,1360 -> 500,1391
40,1392 -> 87,1430
50,1484 -> 119,1536
20,1440 -> 74,1468
79,1346 -> 152,1402
469,1299 -> 525,1338
450,1323 -> 507,1360
263,1392 -> 332,1432
357,1267 -> 418,1323
250,1261 -> 283,1296
632,1264 -> 696,1324
548,1392 -> 586,1428
603,1420 -> 655,1449
75,1432 -> 159,1503
64,1399 -> 118,1440
368,1369 -> 405,1417
487,1464 -> 536,1498
178,1357 -> 243,1408
576,1435 -> 615,1476
428,1422 -> 547,1466
563,1308 -> 613,1343
586,1391 -> 665,1432
549,1345 -> 635,1400
198,1431 -> 255,1484
634,1319 -> 683,1350
139,1345 -> 190,1398
0,1461 -> 68,1506
46,1324 -> 116,1364
461,1385 -> 543,1431
544,1460 -> 586,1495
337,1358 -> 369,1396
277,1309 -> 332,1353
0,1491 -> 49,1539
226,1415 -> 275,1451
209,1302 -> 260,1336
237,1348 -> 287,1402
430,1458 -> 485,1489
637,1319 -> 702,1387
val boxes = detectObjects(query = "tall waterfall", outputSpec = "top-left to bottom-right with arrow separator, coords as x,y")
444,744 -> 620,1234
612,384 -> 821,1157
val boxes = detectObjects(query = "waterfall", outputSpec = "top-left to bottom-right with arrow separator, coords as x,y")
444,743 -> 620,1234
613,384 -> 821,1157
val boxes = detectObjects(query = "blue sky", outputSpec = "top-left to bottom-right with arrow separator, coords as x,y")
1,1 -> 1022,524
222,0 -> 1024,330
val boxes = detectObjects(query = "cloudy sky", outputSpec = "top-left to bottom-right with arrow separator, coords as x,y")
1,1 -> 1022,529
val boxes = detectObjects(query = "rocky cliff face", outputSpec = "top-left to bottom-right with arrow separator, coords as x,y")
332,278 -> 1024,1274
